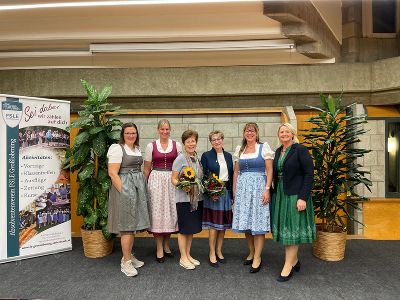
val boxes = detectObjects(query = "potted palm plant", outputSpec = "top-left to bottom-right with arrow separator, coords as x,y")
64,79 -> 122,258
302,93 -> 372,261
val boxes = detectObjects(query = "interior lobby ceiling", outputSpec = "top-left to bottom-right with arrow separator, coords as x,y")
0,0 -> 336,69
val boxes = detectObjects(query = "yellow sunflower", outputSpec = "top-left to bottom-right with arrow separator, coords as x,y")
183,167 -> 195,179
212,173 -> 222,184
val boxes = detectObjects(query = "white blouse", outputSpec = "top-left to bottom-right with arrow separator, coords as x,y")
233,142 -> 275,162
107,144 -> 142,164
217,152 -> 229,181
144,139 -> 182,162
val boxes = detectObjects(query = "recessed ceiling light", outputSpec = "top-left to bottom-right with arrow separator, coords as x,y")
0,0 -> 259,11
90,40 -> 295,53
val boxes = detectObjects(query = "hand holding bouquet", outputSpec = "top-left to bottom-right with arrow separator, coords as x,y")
177,167 -> 203,194
204,173 -> 225,200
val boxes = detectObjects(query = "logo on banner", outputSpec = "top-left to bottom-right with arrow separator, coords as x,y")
2,99 -> 23,128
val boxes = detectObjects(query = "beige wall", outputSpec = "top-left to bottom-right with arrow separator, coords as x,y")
311,0 -> 342,43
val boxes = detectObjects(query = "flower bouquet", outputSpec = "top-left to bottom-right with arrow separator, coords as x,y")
204,173 -> 225,200
177,167 -> 204,194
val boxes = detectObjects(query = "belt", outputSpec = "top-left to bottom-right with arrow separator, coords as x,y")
152,168 -> 172,172
120,169 -> 141,174
239,172 -> 265,176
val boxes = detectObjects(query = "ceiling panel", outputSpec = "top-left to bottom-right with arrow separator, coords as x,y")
0,0 -> 336,69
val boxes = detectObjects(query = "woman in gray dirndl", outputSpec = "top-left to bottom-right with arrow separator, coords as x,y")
107,123 -> 150,277
171,130 -> 203,270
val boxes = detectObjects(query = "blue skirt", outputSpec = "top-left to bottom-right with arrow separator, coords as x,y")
232,172 -> 270,235
202,188 -> 232,230
176,201 -> 203,234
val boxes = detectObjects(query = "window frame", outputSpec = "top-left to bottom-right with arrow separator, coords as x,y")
362,0 -> 399,38
385,118 -> 400,198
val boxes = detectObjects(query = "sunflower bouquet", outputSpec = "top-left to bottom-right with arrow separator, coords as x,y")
177,167 -> 204,194
204,173 -> 225,200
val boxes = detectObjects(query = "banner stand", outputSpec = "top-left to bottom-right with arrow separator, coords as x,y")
0,94 -> 72,264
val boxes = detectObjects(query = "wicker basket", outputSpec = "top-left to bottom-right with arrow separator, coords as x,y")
81,228 -> 114,258
312,226 -> 347,261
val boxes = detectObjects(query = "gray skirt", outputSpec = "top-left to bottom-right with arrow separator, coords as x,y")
107,170 -> 150,234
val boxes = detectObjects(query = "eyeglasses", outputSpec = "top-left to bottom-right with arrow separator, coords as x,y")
211,137 -> 223,142
124,132 -> 137,135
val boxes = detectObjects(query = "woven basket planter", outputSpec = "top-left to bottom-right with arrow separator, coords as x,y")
312,225 -> 346,261
81,228 -> 114,258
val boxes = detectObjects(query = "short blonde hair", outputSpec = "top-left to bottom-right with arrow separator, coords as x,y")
277,123 -> 299,144
208,130 -> 224,142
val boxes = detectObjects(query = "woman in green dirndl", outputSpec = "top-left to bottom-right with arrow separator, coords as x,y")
271,123 -> 316,282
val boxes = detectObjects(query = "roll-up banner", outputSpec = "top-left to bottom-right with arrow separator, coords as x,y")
0,94 -> 72,263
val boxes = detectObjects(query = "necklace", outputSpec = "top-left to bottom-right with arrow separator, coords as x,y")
282,142 -> 293,152
160,139 -> 169,151
126,143 -> 135,151
243,143 -> 256,154
280,145 -> 292,160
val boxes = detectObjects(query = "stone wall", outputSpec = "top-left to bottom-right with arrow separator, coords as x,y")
355,117 -> 386,236
342,0 -> 399,63
352,105 -> 385,199
117,112 -> 285,156
360,119 -> 386,198
345,105 -> 386,235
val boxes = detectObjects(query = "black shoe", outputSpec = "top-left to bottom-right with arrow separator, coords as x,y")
293,260 -> 301,272
216,255 -> 225,264
277,269 -> 294,282
243,258 -> 253,266
208,259 -> 219,268
155,255 -> 165,263
249,260 -> 262,273
164,250 -> 174,258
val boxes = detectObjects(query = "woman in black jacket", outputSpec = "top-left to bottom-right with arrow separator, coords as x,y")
271,123 -> 316,282
201,130 -> 234,268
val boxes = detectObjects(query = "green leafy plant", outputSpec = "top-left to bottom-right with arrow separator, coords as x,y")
63,79 -> 122,239
302,93 -> 372,232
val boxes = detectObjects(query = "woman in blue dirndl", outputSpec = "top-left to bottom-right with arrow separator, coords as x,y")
232,123 -> 274,273
201,130 -> 233,268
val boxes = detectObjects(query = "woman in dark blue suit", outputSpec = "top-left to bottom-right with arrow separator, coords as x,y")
271,123 -> 316,282
201,130 -> 234,268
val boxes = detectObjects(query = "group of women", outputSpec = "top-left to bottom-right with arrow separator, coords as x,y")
106,120 -> 316,282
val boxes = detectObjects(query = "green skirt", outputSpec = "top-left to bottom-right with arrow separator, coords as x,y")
271,180 -> 316,245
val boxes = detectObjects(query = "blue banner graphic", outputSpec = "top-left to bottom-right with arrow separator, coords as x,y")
2,97 -> 22,257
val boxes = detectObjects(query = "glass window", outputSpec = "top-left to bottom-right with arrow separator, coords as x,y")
372,0 -> 397,33
386,120 -> 400,197
363,0 -> 398,38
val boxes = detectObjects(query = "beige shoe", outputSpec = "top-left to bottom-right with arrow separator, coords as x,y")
179,259 -> 195,270
120,255 -> 144,269
131,255 -> 144,268
189,258 -> 200,266
121,259 -> 138,277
